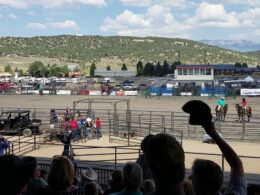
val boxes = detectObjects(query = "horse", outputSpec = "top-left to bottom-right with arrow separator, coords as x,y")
235,104 -> 252,122
101,84 -> 114,96
215,104 -> 228,121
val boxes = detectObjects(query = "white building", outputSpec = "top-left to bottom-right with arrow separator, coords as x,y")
175,65 -> 214,81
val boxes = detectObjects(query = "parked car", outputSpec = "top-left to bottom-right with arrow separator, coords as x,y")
0,110 -> 41,136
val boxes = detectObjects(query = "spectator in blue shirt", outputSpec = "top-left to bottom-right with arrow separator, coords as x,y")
0,135 -> 10,156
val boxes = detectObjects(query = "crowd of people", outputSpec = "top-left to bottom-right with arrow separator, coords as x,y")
50,108 -> 102,142
0,100 -> 259,195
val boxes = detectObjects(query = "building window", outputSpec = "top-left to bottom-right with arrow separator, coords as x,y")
183,69 -> 188,75
206,69 -> 211,75
188,69 -> 193,75
178,69 -> 182,75
194,69 -> 200,75
200,69 -> 205,75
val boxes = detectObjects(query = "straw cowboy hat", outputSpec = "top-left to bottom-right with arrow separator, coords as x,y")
86,118 -> 92,122
81,167 -> 98,181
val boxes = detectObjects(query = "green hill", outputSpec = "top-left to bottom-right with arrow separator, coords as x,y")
0,35 -> 259,70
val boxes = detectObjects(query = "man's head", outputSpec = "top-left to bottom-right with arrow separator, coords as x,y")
140,134 -> 154,153
191,159 -> 223,195
145,133 -> 185,187
221,97 -> 224,100
123,162 -> 143,191
0,155 -> 37,195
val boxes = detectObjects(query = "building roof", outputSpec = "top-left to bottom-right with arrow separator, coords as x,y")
176,65 -> 213,69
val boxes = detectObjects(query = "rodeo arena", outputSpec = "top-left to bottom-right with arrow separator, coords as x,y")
1,64 -> 260,194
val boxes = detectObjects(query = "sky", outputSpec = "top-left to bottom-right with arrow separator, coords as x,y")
0,0 -> 259,42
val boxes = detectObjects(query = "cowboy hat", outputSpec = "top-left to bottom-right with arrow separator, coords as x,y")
81,167 -> 98,181
86,118 -> 92,122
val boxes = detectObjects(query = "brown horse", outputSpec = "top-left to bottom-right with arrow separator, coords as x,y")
101,84 -> 113,96
215,104 -> 228,121
235,104 -> 252,122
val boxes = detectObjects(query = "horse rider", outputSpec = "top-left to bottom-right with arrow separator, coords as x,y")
242,98 -> 247,111
216,97 -> 225,111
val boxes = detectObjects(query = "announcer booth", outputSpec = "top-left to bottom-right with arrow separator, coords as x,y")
175,65 -> 214,81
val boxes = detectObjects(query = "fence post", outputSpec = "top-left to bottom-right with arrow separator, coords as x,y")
187,117 -> 190,138
162,115 -> 165,133
149,123 -> 151,135
109,119 -> 111,143
171,112 -> 174,131
33,131 -> 36,150
242,119 -> 245,140
114,147 -> 117,170
19,135 -> 21,152
127,121 -> 130,146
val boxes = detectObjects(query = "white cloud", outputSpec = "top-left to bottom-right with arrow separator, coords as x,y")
100,5 -> 191,37
120,0 -> 152,7
207,0 -> 260,7
0,0 -> 107,9
119,0 -> 196,9
47,20 -> 80,30
26,20 -> 79,30
26,22 -> 47,29
0,0 -> 29,9
186,2 -> 240,28
238,7 -> 260,27
8,13 -> 17,19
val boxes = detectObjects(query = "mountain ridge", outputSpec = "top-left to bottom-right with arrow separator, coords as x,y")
0,35 -> 259,69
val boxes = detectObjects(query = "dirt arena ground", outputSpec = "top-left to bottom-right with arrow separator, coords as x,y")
1,95 -> 260,174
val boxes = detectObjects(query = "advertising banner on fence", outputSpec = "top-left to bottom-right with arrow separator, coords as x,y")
241,88 -> 260,96
181,92 -> 192,96
56,90 -> 71,95
89,91 -> 102,96
124,91 -> 138,96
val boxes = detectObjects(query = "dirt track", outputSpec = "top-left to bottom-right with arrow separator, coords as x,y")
1,95 -> 260,174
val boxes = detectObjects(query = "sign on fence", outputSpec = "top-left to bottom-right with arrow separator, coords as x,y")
56,90 -> 71,95
241,88 -> 260,96
181,92 -> 192,96
124,91 -> 138,96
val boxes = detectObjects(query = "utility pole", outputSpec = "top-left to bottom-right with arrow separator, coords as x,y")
178,51 -> 181,63
204,49 -> 207,65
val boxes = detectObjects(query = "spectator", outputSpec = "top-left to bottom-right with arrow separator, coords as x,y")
0,135 -> 10,156
50,109 -> 58,124
85,118 -> 93,140
183,178 -> 195,195
103,170 -> 124,195
142,179 -> 155,194
192,122 -> 247,195
95,117 -> 102,139
37,156 -> 77,195
24,166 -> 48,195
84,182 -> 99,195
40,169 -> 48,183
110,162 -> 143,195
183,100 -> 247,195
145,133 -> 185,195
79,167 -> 103,195
136,134 -> 154,180
0,154 -> 37,195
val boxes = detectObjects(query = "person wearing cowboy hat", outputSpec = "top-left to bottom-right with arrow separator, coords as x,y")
79,167 -> 103,194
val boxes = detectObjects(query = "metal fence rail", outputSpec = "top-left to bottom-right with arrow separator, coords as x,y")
1,106 -> 260,141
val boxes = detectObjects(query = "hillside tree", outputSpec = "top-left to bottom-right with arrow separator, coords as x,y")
242,63 -> 248,68
136,61 -> 143,76
155,61 -> 162,77
121,63 -> 127,71
106,65 -> 111,71
29,61 -> 45,77
90,62 -> 96,77
162,60 -> 169,76
4,64 -> 12,73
